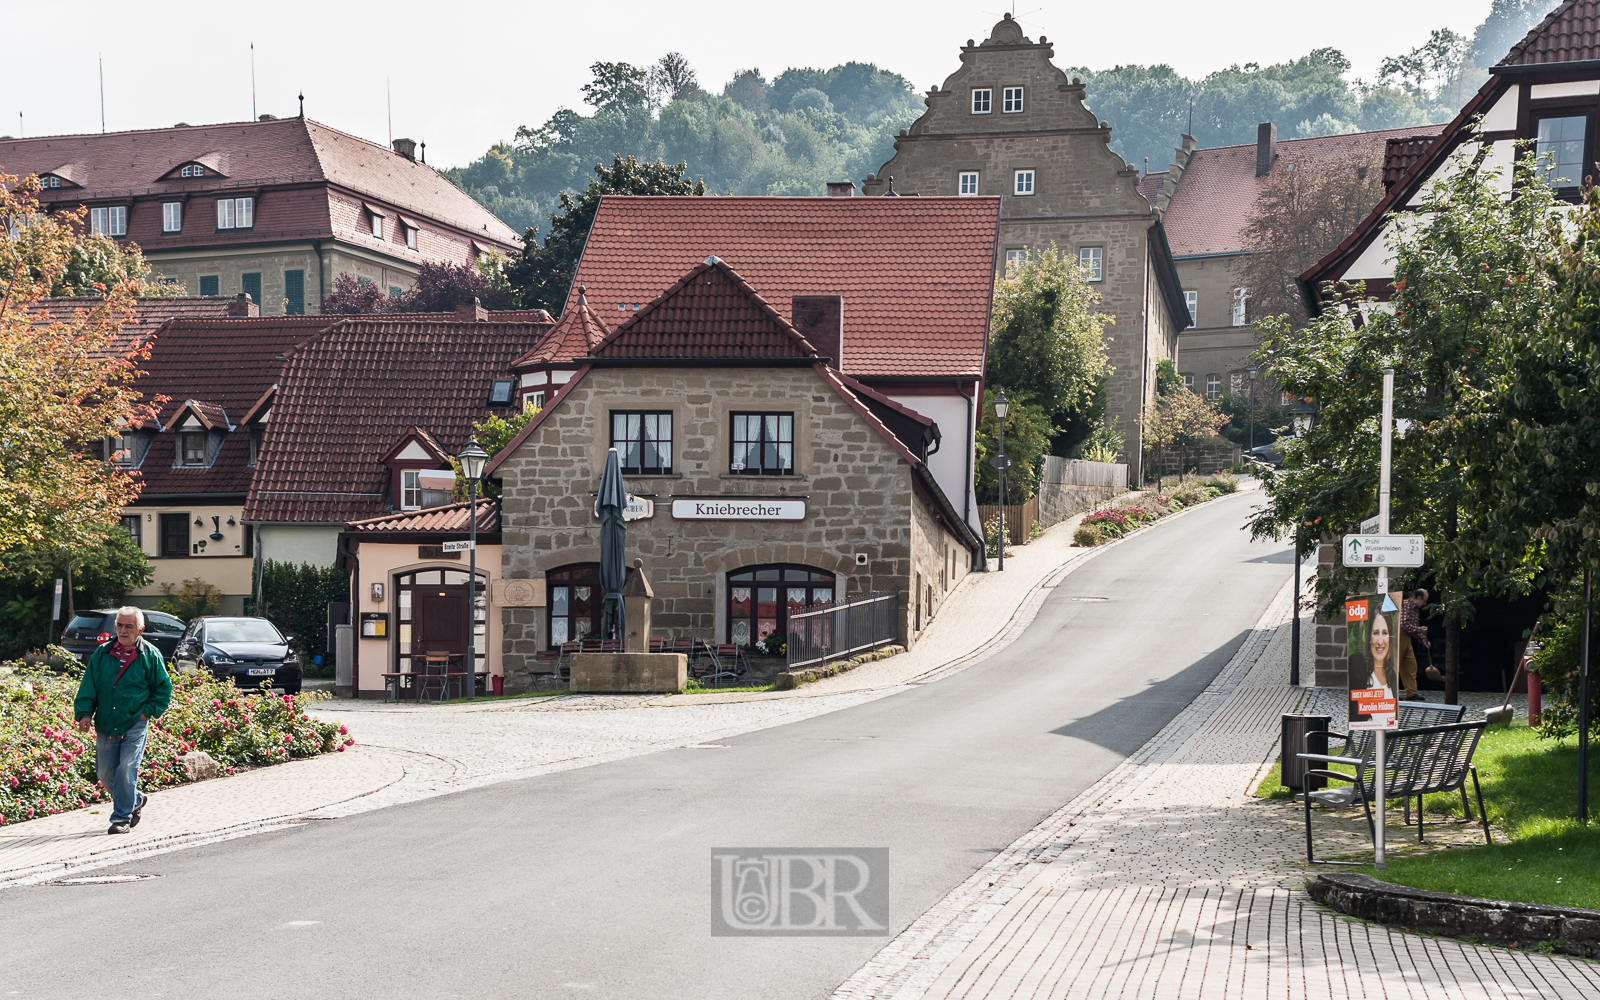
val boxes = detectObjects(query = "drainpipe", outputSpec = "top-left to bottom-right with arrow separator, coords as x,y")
252,524 -> 265,609
312,238 -> 326,314
955,379 -> 976,531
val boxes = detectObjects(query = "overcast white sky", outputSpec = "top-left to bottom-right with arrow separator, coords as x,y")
3,1 -> 1494,169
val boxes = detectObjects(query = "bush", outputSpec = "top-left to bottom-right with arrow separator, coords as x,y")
1073,524 -> 1104,547
259,561 -> 347,661
983,511 -> 1009,557
1081,509 -> 1132,538
1166,480 -> 1217,507
0,650 -> 351,826
1207,471 -> 1240,494
152,577 -> 223,620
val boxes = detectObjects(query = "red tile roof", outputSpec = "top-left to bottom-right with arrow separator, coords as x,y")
1500,1 -> 1600,66
1382,136 -> 1438,189
1138,171 -> 1168,206
511,290 -> 609,368
1161,126 -> 1445,257
589,258 -> 818,361
244,318 -> 546,524
164,400 -> 232,432
28,295 -> 233,352
345,498 -> 498,534
565,196 -> 1000,378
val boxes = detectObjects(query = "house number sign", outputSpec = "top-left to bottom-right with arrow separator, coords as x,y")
671,498 -> 807,521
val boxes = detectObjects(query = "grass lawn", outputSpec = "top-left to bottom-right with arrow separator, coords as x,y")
674,680 -> 777,694
1258,723 -> 1600,909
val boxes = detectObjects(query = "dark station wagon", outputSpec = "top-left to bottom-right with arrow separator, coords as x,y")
173,616 -> 303,695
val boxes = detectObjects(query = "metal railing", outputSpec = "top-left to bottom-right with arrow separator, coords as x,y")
786,589 -> 899,669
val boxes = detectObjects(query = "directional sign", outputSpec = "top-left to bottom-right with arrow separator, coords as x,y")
1360,515 -> 1380,535
441,540 -> 475,553
1342,534 -> 1424,568
989,454 -> 1012,471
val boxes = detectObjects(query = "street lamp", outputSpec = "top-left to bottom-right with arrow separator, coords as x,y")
1248,364 -> 1257,455
993,389 -> 1010,572
458,439 -> 489,701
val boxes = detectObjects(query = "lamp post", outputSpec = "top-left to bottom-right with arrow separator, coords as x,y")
993,390 -> 1010,572
1248,364 -> 1257,455
458,439 -> 489,701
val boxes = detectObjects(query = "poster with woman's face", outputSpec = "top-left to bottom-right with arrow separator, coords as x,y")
1345,591 -> 1402,725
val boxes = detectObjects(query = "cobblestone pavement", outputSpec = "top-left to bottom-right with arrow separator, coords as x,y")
832,578 -> 1600,1000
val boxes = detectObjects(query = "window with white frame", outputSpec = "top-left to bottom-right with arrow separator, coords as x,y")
162,202 -> 182,233
180,164 -> 206,178
1002,87 -> 1024,113
401,470 -> 421,510
1184,290 -> 1198,325
971,88 -> 992,114
1004,248 -> 1029,273
1078,247 -> 1103,282
177,431 -> 209,467
406,224 -> 417,250
1182,373 -> 1195,391
90,206 -> 127,237
1231,287 -> 1249,326
1205,374 -> 1221,400
217,197 -> 253,229
371,213 -> 384,239
1013,170 -> 1035,195
41,174 -> 61,188
958,171 -> 980,195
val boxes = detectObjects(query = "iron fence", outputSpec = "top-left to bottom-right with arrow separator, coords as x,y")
786,589 -> 899,669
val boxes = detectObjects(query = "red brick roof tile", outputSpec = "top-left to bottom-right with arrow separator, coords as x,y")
567,196 -> 1000,378
1382,136 -> 1439,189
1500,1 -> 1600,66
345,498 -> 497,534
1138,171 -> 1168,206
511,291 -> 609,367
589,258 -> 817,361
28,295 -> 233,353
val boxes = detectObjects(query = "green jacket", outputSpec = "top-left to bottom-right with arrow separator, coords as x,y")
74,638 -> 172,736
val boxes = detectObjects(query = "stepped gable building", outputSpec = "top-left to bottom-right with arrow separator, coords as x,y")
0,117 -> 518,317
556,194 -> 1001,537
487,256 -> 986,691
1159,123 -> 1443,401
860,14 -> 1189,480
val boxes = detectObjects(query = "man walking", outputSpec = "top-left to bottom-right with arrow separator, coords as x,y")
1399,588 -> 1433,698
74,607 -> 172,835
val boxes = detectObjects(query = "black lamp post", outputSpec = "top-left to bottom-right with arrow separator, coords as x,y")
1248,364 -> 1257,455
993,390 -> 1010,572
458,440 -> 489,701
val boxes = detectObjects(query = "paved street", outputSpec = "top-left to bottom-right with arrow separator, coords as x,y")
0,491 -> 1293,999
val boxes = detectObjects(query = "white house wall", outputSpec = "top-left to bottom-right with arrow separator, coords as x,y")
258,525 -> 341,568
884,392 -> 980,533
1481,85 -> 1521,131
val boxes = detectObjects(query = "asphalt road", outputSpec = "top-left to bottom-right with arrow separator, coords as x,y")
0,492 -> 1291,1000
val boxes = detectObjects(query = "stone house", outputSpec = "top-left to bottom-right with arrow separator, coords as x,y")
487,258 -> 985,693
859,14 -> 1189,480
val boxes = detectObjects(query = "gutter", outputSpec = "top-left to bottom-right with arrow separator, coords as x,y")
955,379 -> 977,532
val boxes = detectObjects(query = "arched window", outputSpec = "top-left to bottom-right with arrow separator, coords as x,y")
396,567 -> 487,677
727,565 -> 835,649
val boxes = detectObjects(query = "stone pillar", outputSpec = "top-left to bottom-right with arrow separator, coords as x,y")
621,557 -> 654,654
1313,538 -> 1349,688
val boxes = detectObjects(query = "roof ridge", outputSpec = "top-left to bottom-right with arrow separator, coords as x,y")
590,257 -> 817,359
1500,0 -> 1582,66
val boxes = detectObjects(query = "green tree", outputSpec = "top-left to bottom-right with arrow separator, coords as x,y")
0,527 -> 152,657
259,561 -> 348,661
582,61 -> 650,113
974,396 -> 1055,504
1140,385 -> 1229,489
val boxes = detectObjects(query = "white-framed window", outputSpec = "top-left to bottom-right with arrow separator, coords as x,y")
971,88 -> 992,114
524,391 -> 545,413
406,225 -> 417,250
180,164 -> 206,178
107,429 -> 137,466
1231,287 -> 1249,326
1004,248 -> 1029,273
401,470 -> 421,510
1182,374 -> 1195,391
1184,290 -> 1198,325
1205,374 -> 1221,400
1003,87 -> 1024,113
162,202 -> 182,233
1013,170 -> 1035,196
177,430 -> 208,467
372,213 -> 384,239
90,206 -> 127,237
958,171 -> 980,195
1078,247 -> 1103,282
217,197 -> 253,229
41,174 -> 61,188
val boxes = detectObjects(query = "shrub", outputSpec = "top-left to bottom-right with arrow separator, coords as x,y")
1073,524 -> 1104,547
1166,480 -> 1216,507
153,577 -> 223,620
1207,471 -> 1240,494
259,560 -> 348,661
1082,509 -> 1131,537
983,511 -> 1010,556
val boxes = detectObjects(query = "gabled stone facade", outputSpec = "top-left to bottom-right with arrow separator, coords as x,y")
861,14 -> 1189,480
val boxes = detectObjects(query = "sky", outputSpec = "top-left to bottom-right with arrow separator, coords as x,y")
2,1 -> 1497,170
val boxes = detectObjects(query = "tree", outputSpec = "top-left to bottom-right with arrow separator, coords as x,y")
649,53 -> 699,104
0,526 -> 152,658
723,69 -> 770,113
1470,1 -> 1560,68
0,174 -> 161,554
320,273 -> 397,315
1140,384 -> 1230,489
259,561 -> 347,661
503,155 -> 706,314
973,396 -> 1055,505
401,260 -> 512,312
1379,28 -> 1470,97
581,61 -> 650,113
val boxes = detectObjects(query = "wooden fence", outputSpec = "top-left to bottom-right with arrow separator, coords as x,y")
1042,456 -> 1128,489
977,496 -> 1040,546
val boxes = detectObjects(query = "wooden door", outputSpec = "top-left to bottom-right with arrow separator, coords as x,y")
414,587 -> 468,656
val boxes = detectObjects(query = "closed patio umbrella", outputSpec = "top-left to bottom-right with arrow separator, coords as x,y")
598,446 -> 627,642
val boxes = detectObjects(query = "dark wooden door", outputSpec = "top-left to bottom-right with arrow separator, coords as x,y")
414,587 -> 468,655
160,513 -> 190,558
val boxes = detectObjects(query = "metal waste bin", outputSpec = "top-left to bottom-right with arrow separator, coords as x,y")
1281,713 -> 1330,792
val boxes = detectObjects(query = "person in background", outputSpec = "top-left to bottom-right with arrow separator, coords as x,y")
74,607 -> 172,835
1398,588 -> 1436,690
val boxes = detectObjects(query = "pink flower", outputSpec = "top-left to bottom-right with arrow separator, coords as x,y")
338,725 -> 348,735
282,733 -> 292,743
57,783 -> 67,794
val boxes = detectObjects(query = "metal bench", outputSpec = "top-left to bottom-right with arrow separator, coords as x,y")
1304,701 -> 1466,807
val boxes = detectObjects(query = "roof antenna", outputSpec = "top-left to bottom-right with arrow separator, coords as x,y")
420,140 -> 426,164
99,54 -> 105,133
1187,97 -> 1193,137
251,42 -> 257,122
298,91 -> 304,119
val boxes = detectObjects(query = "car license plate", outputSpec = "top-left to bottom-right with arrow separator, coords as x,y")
247,667 -> 276,676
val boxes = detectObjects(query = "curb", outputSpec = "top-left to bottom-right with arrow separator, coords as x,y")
1309,873 -> 1600,958
775,646 -> 907,690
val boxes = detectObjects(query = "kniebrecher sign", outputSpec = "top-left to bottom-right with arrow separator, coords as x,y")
672,498 -> 807,521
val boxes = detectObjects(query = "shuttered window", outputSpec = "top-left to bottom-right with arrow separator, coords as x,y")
241,273 -> 262,306
199,275 -> 219,296
284,270 -> 305,315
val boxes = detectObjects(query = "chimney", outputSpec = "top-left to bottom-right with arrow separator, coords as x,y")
792,296 -> 842,368
1255,122 -> 1277,177
455,296 -> 488,323
227,292 -> 259,318
826,181 -> 855,197
392,137 -> 417,161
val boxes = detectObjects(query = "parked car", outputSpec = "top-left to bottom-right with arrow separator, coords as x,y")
173,617 -> 302,694
60,609 -> 187,663
1247,437 -> 1292,467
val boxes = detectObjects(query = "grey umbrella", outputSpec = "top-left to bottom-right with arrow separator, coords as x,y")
597,446 -> 628,642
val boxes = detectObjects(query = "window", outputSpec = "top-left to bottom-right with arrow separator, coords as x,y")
1182,373 -> 1195,391
41,174 -> 61,188
401,470 -> 421,510
1014,170 -> 1034,195
180,164 -> 205,178
388,284 -> 402,299
971,88 -> 992,114
90,206 -> 126,236
958,171 -> 980,195
177,431 -> 208,467
120,515 -> 142,550
395,567 -> 487,675
241,272 -> 262,306
547,564 -> 600,647
371,214 -> 384,239
198,275 -> 219,297
1184,290 -> 1198,325
284,269 -> 304,315
488,378 -> 516,407
107,429 -> 137,466
1535,114 -> 1590,190
1231,288 -> 1249,327
1004,248 -> 1029,273
161,202 -> 182,232
524,391 -> 545,412
727,565 -> 835,649
1002,87 -> 1024,113
1281,391 -> 1295,407
730,413 -> 794,475
249,428 -> 262,467
217,197 -> 253,229
159,513 -> 189,558
1078,247 -> 1103,282
1205,374 -> 1221,400
406,225 -> 417,250
612,411 -> 673,475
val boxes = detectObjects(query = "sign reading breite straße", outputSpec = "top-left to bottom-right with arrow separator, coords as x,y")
671,498 -> 807,521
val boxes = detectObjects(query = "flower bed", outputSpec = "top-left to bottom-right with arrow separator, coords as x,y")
0,651 -> 351,826
1072,473 -> 1238,547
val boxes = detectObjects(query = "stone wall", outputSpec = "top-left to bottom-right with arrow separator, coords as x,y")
1312,541 -> 1349,688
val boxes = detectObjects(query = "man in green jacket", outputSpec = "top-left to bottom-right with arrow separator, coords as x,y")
74,607 -> 172,835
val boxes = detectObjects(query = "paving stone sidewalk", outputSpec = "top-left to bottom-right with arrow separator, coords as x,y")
832,578 -> 1600,1000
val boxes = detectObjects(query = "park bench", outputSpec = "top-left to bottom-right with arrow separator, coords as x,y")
1299,719 -> 1491,864
1301,701 -> 1465,806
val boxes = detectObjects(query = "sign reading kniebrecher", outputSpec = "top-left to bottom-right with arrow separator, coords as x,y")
1345,593 -> 1403,730
711,848 -> 888,936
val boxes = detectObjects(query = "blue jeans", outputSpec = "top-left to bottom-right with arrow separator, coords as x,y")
96,720 -> 148,825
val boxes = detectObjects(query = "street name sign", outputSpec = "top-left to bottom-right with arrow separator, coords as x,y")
1360,515 -> 1380,535
441,540 -> 475,552
671,498 -> 807,521
591,495 -> 656,521
1342,534 -> 1424,568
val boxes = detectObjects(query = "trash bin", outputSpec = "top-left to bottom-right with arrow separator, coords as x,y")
1281,713 -> 1330,792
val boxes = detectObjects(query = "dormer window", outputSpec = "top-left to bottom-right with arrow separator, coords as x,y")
180,164 -> 206,177
401,470 -> 422,510
178,430 -> 209,467
1534,113 -> 1591,192
41,174 -> 61,188
217,197 -> 253,229
406,225 -> 417,250
107,429 -> 137,466
249,427 -> 263,467
372,215 -> 384,239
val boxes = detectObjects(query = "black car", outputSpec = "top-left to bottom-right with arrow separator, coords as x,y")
173,617 -> 302,694
61,609 -> 188,663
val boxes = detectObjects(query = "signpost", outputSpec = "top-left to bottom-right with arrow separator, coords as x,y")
1360,515 -> 1380,535
1342,534 -> 1424,568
